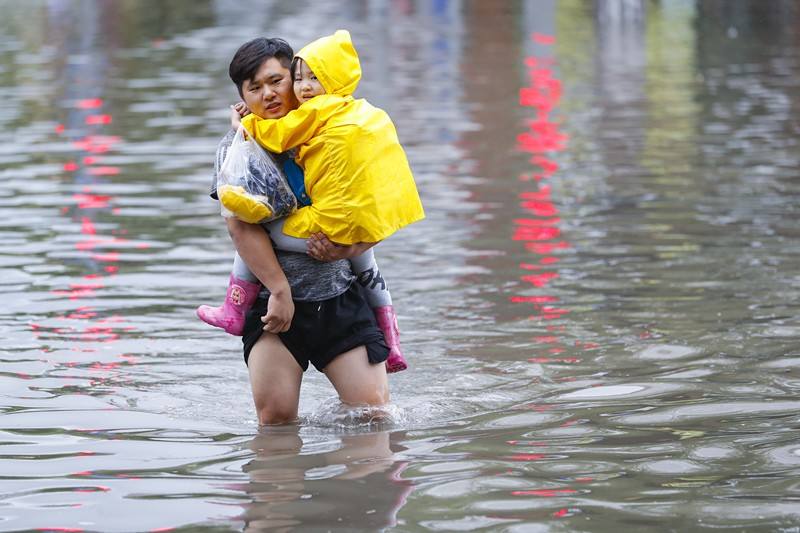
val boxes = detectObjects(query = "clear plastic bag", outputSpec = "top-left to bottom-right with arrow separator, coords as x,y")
216,127 -> 297,224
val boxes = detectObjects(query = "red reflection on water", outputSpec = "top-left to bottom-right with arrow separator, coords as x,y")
72,135 -> 120,154
510,295 -> 558,303
91,252 -> 120,262
66,307 -> 97,320
35,96 -> 139,393
85,114 -> 112,125
80,217 -> 96,235
521,272 -> 559,287
74,486 -> 110,493
528,357 -> 580,364
575,341 -> 599,350
75,239 -> 105,251
509,453 -> 546,461
76,98 -> 104,109
513,225 -> 561,241
509,36 -> 599,489
525,241 -> 569,254
88,166 -> 121,176
511,488 -> 577,497
532,33 -> 556,46
73,192 -> 111,209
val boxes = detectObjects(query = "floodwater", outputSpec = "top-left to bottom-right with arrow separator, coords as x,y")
1,0 -> 799,530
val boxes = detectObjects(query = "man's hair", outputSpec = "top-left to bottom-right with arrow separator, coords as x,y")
229,38 -> 294,97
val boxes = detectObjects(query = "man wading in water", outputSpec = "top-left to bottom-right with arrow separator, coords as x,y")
206,38 -> 393,424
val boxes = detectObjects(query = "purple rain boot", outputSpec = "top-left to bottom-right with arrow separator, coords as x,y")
196,274 -> 261,336
374,305 -> 408,373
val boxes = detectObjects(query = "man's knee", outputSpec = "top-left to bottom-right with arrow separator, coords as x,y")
255,399 -> 298,425
340,380 -> 389,407
366,383 -> 390,406
248,334 -> 302,425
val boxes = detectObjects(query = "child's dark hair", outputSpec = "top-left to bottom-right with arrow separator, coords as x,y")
289,56 -> 302,81
229,38 -> 294,97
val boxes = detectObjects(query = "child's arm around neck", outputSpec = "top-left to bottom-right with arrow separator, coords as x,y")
240,94 -> 349,153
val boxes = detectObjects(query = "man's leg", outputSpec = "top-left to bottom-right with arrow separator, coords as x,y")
247,333 -> 304,425
323,346 -> 389,406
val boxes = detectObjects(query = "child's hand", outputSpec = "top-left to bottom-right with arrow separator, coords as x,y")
233,101 -> 251,117
229,102 -> 250,129
230,105 -> 242,128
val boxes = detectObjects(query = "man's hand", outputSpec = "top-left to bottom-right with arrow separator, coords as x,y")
225,217 -> 294,333
261,286 -> 294,333
230,102 -> 251,129
306,232 -> 378,261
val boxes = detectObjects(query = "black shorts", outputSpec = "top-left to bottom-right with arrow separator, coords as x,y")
242,282 -> 389,372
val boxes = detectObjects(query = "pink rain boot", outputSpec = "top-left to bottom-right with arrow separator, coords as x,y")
196,275 -> 261,336
374,305 -> 407,373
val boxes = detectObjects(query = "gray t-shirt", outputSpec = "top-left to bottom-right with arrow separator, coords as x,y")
211,129 -> 353,302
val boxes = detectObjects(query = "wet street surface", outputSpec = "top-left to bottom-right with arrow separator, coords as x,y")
1,1 -> 799,530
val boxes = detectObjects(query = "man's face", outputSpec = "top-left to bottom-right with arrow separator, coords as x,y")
241,57 -> 298,119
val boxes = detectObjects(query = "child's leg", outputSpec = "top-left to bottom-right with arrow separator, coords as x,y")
231,252 -> 259,283
196,252 -> 262,336
350,248 -> 406,373
265,218 -> 308,254
349,248 -> 392,308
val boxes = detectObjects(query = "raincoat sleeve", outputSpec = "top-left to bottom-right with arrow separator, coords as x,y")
240,95 -> 347,154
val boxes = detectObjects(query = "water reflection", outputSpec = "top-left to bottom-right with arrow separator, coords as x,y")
514,30 -> 577,375
26,0 -> 137,416
240,428 -> 412,530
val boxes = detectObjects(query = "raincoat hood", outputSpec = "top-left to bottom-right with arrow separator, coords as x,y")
296,29 -> 361,97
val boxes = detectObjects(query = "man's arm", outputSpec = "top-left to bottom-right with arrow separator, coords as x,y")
227,217 -> 294,332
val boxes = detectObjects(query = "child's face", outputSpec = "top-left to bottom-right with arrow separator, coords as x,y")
293,59 -> 325,104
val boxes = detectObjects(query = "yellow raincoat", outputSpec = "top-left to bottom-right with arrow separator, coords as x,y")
240,30 -> 425,245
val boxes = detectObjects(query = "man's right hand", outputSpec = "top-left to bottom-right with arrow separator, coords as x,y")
262,286 -> 294,333
226,217 -> 294,334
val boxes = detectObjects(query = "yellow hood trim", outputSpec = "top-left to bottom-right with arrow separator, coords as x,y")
296,29 -> 361,97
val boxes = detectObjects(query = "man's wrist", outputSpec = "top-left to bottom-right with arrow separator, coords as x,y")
268,281 -> 291,299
